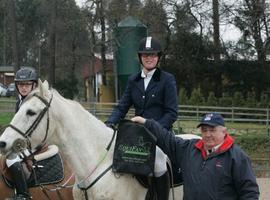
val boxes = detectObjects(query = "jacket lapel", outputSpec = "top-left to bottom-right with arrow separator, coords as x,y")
145,68 -> 161,92
134,72 -> 145,94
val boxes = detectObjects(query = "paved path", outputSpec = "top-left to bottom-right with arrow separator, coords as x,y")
169,178 -> 269,200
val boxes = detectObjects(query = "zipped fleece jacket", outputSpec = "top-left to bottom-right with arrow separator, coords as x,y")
145,119 -> 259,200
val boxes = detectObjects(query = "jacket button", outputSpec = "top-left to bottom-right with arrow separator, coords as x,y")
142,95 -> 145,99
152,94 -> 155,97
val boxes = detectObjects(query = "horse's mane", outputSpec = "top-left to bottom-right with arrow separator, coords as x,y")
51,88 -> 84,109
27,85 -> 87,114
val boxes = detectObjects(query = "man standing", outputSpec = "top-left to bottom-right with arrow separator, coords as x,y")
132,113 -> 260,200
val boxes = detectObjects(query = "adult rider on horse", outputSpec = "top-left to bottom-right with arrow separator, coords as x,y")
6,67 -> 38,200
106,37 -> 178,200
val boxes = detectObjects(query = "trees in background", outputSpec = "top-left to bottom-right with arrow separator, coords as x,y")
6,0 -> 19,71
0,0 -> 269,102
0,0 -> 91,98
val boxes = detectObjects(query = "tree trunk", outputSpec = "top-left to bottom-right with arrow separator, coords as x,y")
99,0 -> 107,86
48,0 -> 56,86
212,0 -> 221,61
7,0 -> 19,71
244,0 -> 266,65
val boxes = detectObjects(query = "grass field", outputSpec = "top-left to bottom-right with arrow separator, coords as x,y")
176,120 -> 269,135
0,113 -> 14,126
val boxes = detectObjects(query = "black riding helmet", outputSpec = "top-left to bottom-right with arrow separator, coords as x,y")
138,36 -> 163,65
15,67 -> 38,97
15,67 -> 38,82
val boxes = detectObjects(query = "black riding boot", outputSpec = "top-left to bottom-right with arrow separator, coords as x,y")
155,171 -> 170,200
7,162 -> 31,200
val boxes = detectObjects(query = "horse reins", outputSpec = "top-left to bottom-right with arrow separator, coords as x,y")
7,93 -> 53,151
77,127 -> 117,200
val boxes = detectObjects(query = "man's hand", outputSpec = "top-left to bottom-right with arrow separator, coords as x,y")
131,116 -> 146,124
105,122 -> 115,129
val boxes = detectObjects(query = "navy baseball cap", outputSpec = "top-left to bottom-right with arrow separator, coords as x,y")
197,113 -> 225,128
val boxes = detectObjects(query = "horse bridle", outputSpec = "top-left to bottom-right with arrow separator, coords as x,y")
7,93 -> 53,150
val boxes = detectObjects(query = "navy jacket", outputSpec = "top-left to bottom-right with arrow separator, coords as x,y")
107,68 -> 178,130
15,97 -> 22,113
145,119 -> 260,200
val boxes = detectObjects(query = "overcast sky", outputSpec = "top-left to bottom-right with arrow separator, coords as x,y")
74,0 -> 241,42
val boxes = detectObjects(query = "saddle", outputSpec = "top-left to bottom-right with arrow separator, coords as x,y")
0,145 -> 64,188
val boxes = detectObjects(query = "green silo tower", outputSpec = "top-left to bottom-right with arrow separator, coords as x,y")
114,16 -> 147,99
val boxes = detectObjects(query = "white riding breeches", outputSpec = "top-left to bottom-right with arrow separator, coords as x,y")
6,155 -> 22,168
154,146 -> 167,177
5,149 -> 32,168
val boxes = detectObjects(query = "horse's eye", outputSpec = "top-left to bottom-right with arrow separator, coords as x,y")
26,109 -> 36,116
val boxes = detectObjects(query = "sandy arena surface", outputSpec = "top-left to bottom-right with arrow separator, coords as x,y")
257,178 -> 270,200
169,178 -> 270,200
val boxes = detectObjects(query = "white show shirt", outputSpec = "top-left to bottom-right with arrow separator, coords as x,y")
141,68 -> 156,90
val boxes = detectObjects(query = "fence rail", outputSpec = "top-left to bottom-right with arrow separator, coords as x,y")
80,102 -> 270,125
1,99 -> 270,125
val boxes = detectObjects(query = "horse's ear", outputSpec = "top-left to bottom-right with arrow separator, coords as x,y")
42,80 -> 49,90
38,79 -> 42,88
38,79 -> 49,97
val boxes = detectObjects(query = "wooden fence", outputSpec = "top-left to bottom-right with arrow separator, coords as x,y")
79,102 -> 270,135
80,102 -> 270,125
1,99 -> 270,125
0,99 -> 270,135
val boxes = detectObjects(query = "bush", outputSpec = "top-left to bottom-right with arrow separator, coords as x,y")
232,92 -> 245,107
188,88 -> 204,105
206,92 -> 218,106
234,134 -> 270,158
219,93 -> 232,106
179,88 -> 188,104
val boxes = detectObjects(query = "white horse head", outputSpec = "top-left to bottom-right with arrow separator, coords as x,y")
0,80 -> 147,199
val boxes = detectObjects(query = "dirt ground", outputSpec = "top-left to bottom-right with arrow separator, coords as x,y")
169,178 -> 269,200
257,178 -> 270,200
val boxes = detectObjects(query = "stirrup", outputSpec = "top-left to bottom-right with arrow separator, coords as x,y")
5,194 -> 32,200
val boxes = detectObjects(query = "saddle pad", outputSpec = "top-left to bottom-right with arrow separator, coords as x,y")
6,153 -> 64,188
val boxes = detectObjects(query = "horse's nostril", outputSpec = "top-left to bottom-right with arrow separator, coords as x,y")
0,141 -> 6,148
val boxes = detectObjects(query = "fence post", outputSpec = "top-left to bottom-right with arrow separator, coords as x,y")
196,105 -> 199,120
267,107 -> 269,136
232,107 -> 234,123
